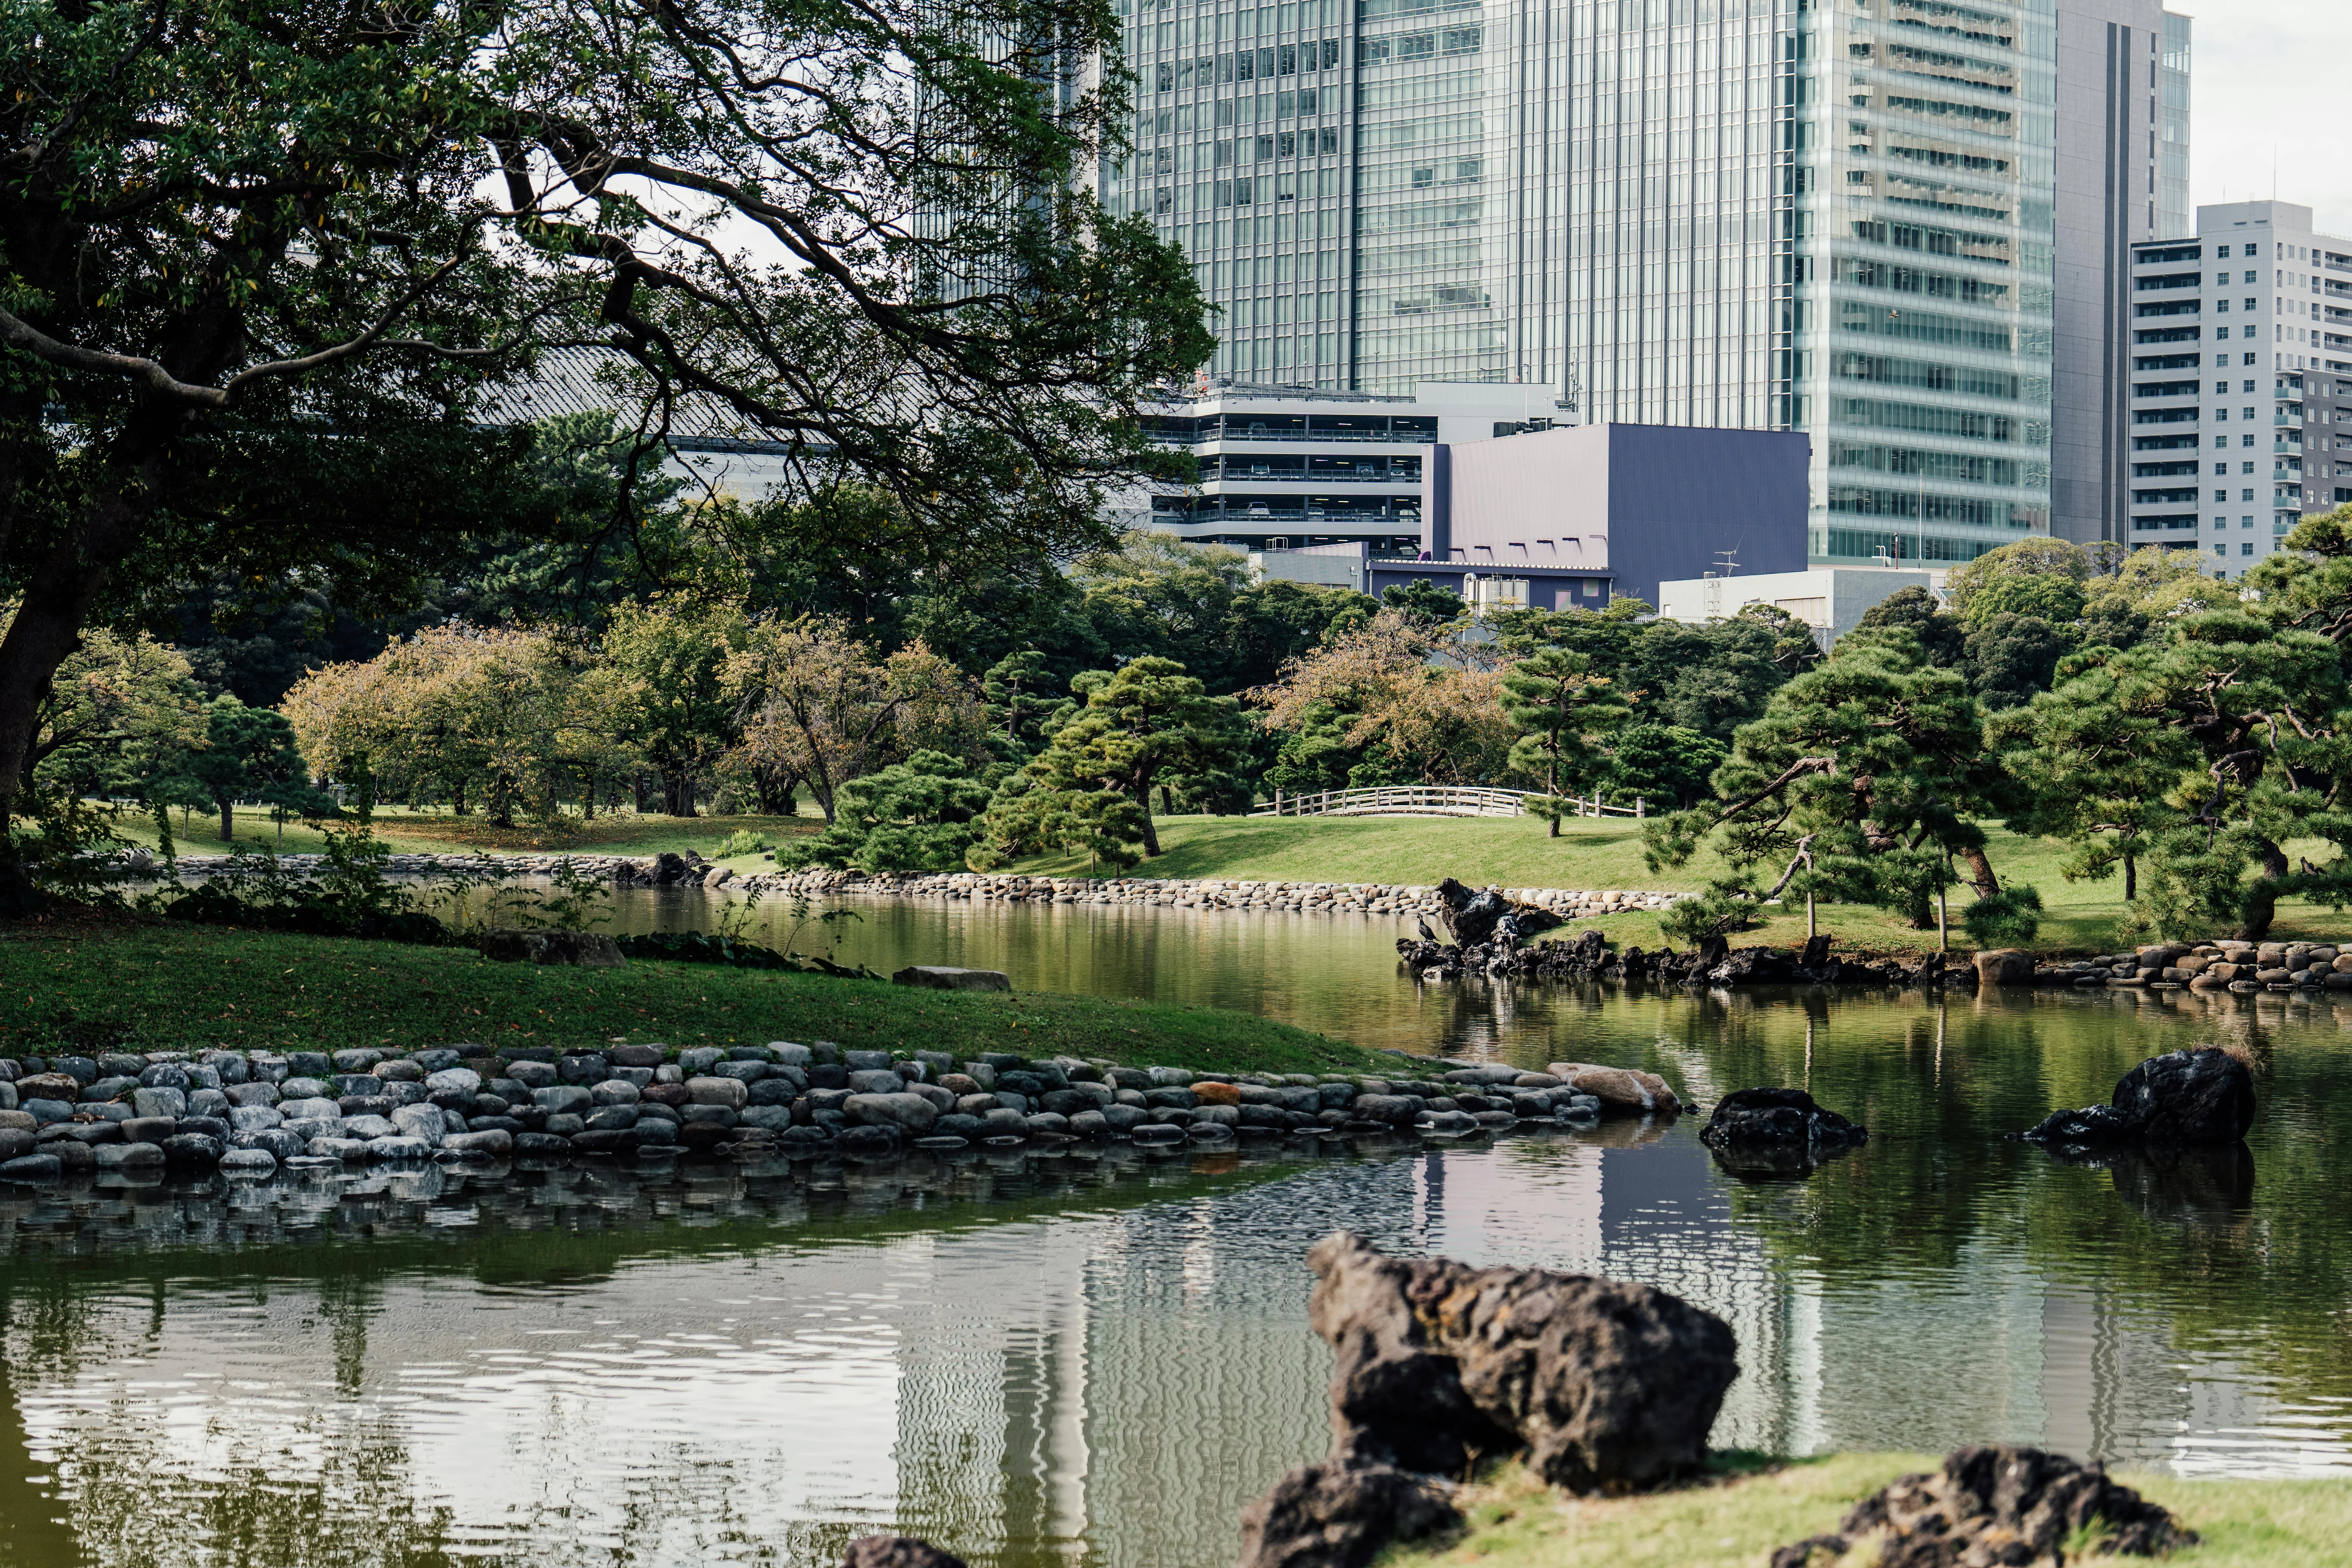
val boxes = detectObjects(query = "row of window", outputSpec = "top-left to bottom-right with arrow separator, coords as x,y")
1154,40 -> 1342,93
1144,128 -> 1342,174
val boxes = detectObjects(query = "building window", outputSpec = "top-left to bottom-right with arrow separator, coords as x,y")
2243,541 -> 2256,555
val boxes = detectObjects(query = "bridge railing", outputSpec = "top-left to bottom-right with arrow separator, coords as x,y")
1251,786 -> 1644,820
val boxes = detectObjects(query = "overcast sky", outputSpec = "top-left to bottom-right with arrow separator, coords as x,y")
2187,4 -> 2352,233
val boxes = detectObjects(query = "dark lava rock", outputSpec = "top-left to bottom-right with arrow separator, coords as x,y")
2114,1046 -> 2256,1143
1237,1461 -> 1458,1568
841,1536 -> 967,1568
2020,1046 -> 2254,1148
1307,1231 -> 1736,1494
1433,878 -> 1562,947
1770,1444 -> 2194,1568
1699,1088 -> 1867,1176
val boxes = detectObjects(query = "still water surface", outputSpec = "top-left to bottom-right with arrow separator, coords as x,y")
6,892 -> 2352,1568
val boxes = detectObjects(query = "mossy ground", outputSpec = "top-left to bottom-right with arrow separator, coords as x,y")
1389,1455 -> 2352,1568
0,912 -> 1393,1073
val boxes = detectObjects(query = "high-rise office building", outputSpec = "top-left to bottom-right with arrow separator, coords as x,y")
2124,200 -> 2352,579
1095,0 -> 2188,570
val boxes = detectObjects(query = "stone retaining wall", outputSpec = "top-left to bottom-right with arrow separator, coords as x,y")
139,852 -> 1684,924
2034,937 -> 2352,992
0,1042 -> 1678,1185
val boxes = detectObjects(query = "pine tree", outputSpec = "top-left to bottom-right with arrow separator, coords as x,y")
1500,647 -> 1629,835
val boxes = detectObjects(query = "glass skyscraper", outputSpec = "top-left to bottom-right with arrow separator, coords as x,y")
1097,0 -> 2188,569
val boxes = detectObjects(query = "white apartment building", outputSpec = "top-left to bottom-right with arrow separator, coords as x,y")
2126,200 -> 2352,577
1127,378 -> 1565,551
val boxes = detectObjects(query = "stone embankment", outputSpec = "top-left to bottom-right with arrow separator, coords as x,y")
1999,937 -> 2352,992
0,1044 -> 1682,1185
761,868 -> 1680,922
136,848 -> 1683,924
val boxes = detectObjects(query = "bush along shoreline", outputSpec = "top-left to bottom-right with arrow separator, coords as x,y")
0,1043 -> 1684,1184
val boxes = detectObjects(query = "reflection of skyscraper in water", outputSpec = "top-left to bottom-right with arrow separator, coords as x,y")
886,1159 -> 1426,1568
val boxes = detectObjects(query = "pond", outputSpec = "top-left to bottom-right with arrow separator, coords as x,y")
8,893 -> 2352,1568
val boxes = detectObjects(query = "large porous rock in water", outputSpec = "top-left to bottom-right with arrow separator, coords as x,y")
1700,1088 -> 1866,1175
2019,1046 -> 2254,1147
840,1537 -> 969,1568
2113,1046 -> 2257,1143
1433,878 -> 1562,947
1237,1461 -> 1459,1568
477,930 -> 628,968
1770,1445 -> 2194,1568
1307,1231 -> 1736,1493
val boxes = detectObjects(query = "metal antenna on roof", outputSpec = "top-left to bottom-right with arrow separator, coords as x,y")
1714,545 -> 1740,580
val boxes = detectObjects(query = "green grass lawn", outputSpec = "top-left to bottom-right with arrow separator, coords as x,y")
0,915 -> 1393,1073
1015,815 -> 2352,959
1392,1455 -> 2352,1568
114,803 -> 826,872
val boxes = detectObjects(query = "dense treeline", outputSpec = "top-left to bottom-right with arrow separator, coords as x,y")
22,405 -> 2352,939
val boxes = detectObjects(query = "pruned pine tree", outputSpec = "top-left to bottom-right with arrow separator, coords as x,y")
1500,646 -> 1629,835
1645,627 -> 2013,937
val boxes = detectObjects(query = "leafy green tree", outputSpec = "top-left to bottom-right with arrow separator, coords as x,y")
777,752 -> 994,872
1501,648 -> 1629,835
0,0 -> 1210,901
1944,538 -> 2095,629
604,601 -> 746,816
1646,628 -> 2017,932
180,697 -> 308,844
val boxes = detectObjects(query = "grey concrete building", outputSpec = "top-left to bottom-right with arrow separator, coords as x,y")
2050,3 -> 2192,547
1096,0 -> 2191,574
2125,200 -> 2352,579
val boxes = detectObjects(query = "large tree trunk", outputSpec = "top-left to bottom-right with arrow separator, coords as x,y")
2238,838 -> 2291,941
0,465 -> 166,904
1135,775 -> 1161,856
1959,845 -> 2000,896
219,796 -> 235,843
2124,852 -> 2136,902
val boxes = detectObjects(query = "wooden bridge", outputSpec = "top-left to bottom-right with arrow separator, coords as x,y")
1252,786 -> 1644,820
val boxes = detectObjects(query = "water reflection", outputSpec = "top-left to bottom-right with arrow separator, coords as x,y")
10,971 -> 2352,1565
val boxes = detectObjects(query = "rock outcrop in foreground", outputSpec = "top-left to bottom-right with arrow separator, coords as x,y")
1238,1232 -> 1737,1568
1771,1445 -> 2194,1567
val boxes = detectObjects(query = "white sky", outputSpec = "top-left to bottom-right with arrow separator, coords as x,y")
2187,4 -> 2352,234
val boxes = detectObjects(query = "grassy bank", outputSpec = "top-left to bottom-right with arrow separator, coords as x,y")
1395,1455 -> 2352,1568
0,916 -> 1390,1074
113,803 -> 825,867
1015,815 -> 2352,959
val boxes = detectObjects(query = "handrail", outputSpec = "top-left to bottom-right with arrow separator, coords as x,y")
1251,786 -> 1646,820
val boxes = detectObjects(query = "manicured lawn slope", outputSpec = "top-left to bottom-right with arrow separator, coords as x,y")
1016,815 -> 2352,958
0,918 -> 1389,1073
114,804 -> 824,867
1392,1455 -> 2352,1568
